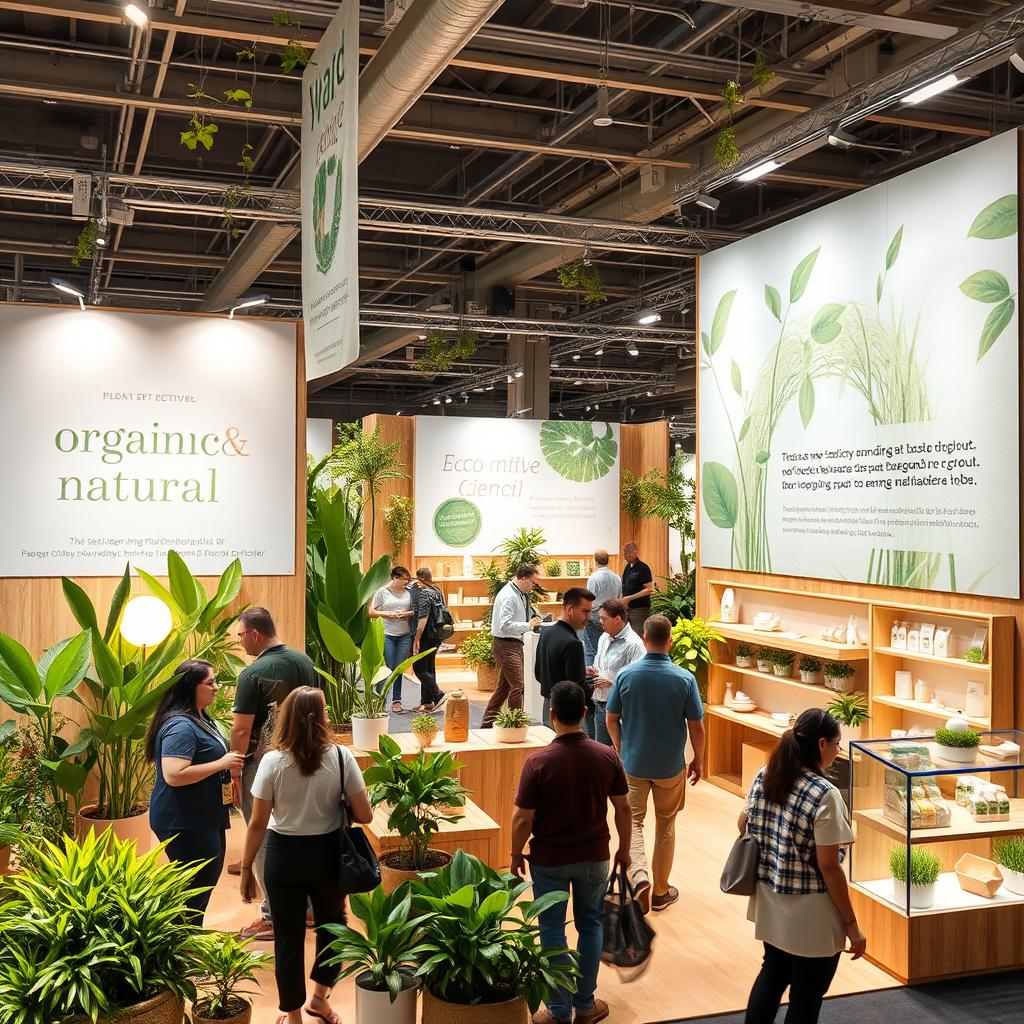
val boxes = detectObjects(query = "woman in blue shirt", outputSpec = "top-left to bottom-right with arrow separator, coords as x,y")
145,658 -> 244,922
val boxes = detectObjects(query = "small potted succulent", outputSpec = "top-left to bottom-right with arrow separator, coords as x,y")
190,932 -> 273,1024
934,726 -> 981,764
993,837 -> 1024,896
772,650 -> 794,678
756,647 -> 775,673
822,661 -> 856,693
411,714 -> 439,750
890,846 -> 941,909
964,645 -> 986,664
734,642 -> 754,669
493,706 -> 531,744
798,655 -> 822,684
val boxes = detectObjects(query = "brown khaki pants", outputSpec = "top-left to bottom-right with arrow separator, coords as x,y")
626,769 -> 686,897
482,636 -> 525,728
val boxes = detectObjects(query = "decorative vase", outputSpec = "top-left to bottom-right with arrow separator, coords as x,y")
891,879 -> 936,910
192,998 -> 252,1024
475,664 -> 498,692
421,989 -> 528,1024
735,655 -> 753,668
444,690 -> 470,742
75,804 -> 153,852
773,664 -> 792,678
379,850 -> 452,894
493,725 -> 528,744
756,658 -> 772,673
352,715 -> 389,752
356,972 -> 418,1024
935,743 -> 978,764
823,674 -> 850,694
1001,867 -> 1024,896
799,670 -> 820,684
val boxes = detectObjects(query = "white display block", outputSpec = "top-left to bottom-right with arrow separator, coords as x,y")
523,628 -> 543,723
856,872 -> 1024,916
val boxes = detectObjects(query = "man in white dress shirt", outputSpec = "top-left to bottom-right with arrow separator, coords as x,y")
586,598 -> 645,745
584,550 -> 621,667
482,563 -> 542,728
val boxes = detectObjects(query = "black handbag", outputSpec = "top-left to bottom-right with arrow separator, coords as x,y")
335,746 -> 380,893
601,866 -> 655,968
720,832 -> 759,896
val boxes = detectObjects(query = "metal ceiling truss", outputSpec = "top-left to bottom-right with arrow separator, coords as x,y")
554,375 -> 677,413
413,363 -> 527,406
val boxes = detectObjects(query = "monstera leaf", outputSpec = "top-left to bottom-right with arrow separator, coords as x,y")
539,420 -> 618,483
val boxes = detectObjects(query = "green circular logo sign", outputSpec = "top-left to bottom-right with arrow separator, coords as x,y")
433,498 -> 482,547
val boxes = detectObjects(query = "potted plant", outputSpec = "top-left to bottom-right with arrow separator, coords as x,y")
189,932 -> 273,1024
494,706 -> 531,744
993,837 -> 1024,896
934,726 -> 981,764
889,846 -> 941,909
822,661 -> 856,693
734,642 -> 754,668
544,559 -> 563,577
364,735 -> 468,892
669,616 -> 724,702
0,830 -> 202,1024
827,692 -> 870,748
964,645 -> 986,664
324,884 -> 431,1024
0,727 -> 36,872
460,625 -> 498,691
756,647 -> 775,673
798,655 -> 822,684
772,650 -> 795,678
411,714 -> 439,749
412,851 -> 579,1024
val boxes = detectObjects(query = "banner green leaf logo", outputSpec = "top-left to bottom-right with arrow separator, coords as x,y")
968,195 -> 1017,239
312,155 -> 343,275
702,461 -> 738,529
539,421 -> 617,482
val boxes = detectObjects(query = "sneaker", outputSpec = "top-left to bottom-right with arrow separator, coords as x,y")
575,1000 -> 610,1024
226,860 -> 242,876
532,1010 -> 571,1024
238,917 -> 274,940
652,885 -> 679,911
633,877 -> 652,915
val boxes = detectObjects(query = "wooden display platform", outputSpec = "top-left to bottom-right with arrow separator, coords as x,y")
365,797 -> 500,866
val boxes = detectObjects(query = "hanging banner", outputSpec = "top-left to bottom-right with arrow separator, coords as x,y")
698,131 -> 1019,598
301,0 -> 359,380
0,306 -> 296,577
414,416 -> 621,554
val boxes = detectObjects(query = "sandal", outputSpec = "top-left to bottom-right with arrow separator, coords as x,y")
391,701 -> 405,714
305,1006 -> 342,1024
413,703 -> 435,713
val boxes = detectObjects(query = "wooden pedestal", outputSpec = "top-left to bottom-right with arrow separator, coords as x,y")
365,797 -> 500,867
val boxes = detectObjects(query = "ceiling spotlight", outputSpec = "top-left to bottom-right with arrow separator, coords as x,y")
1011,40 -> 1024,74
229,294 -> 268,319
50,277 -> 86,310
827,127 -> 858,149
551,359 -> 560,368
514,368 -> 524,378
595,347 -> 604,356
593,402 -> 600,410
432,398 -> 441,405
626,342 -> 639,357
637,309 -> 661,325
592,83 -> 613,127
574,379 -> 583,386
417,333 -> 427,341
473,387 -> 485,393
485,384 -> 494,391
694,193 -> 720,212
507,373 -> 514,383
444,396 -> 453,404
572,353 -> 581,361
738,159 -> 781,182
585,405 -> 592,412
124,2 -> 149,27
902,74 -> 960,106
395,410 -> 403,416
646,390 -> 654,397
674,441 -> 682,450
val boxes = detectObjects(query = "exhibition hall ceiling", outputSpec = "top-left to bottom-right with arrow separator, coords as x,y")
0,0 -> 1020,431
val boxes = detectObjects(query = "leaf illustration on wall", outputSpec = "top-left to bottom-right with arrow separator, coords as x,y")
799,375 -> 815,428
539,421 -> 618,482
979,299 -> 1015,361
968,195 -> 1017,239
885,226 -> 903,270
738,416 -> 750,441
811,303 -> 844,344
701,331 -> 711,357
730,359 -> 742,395
708,289 -> 738,355
875,272 -> 883,303
702,462 -> 738,529
960,270 -> 1011,304
764,284 -> 782,321
789,247 -> 820,303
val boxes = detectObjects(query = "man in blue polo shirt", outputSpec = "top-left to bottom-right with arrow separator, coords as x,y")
606,613 -> 704,914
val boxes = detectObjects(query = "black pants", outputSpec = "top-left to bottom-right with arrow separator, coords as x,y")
745,942 -> 841,1024
413,641 -> 444,705
155,828 -> 226,925
264,829 -> 348,1013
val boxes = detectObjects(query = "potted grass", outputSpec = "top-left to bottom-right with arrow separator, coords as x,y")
993,837 -> 1024,896
890,846 -> 941,909
799,655 -> 822,684
772,649 -> 794,678
756,647 -> 775,673
324,884 -> 431,1024
411,714 -> 439,749
494,706 -> 531,744
827,692 -> 870,746
734,642 -> 754,669
823,661 -> 855,693
934,726 -> 981,764
412,851 -> 579,1024
364,735 -> 468,892
460,625 -> 498,691
189,932 -> 272,1024
0,830 -> 202,1024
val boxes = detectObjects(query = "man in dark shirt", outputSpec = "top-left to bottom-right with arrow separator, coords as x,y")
621,542 -> 655,636
229,606 -> 317,939
513,681 -> 631,1024
534,586 -> 593,728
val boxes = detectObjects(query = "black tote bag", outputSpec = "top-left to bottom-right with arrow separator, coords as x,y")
335,746 -> 380,893
601,866 -> 655,968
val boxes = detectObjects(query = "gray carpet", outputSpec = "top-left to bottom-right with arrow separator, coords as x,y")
656,969 -> 1024,1023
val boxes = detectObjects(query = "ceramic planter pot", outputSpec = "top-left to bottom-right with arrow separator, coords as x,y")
75,804 -> 153,853
413,728 -> 439,749
421,989 -> 528,1024
1000,867 -> 1024,896
839,725 -> 862,749
772,664 -> 792,678
756,659 -> 772,673
493,725 -> 528,744
352,715 -> 389,752
735,656 -> 753,668
355,971 -> 418,1024
935,743 -> 978,764
823,675 -> 851,694
475,664 -> 498,692
379,849 -> 452,894
891,879 -> 936,909
67,990 -> 183,1024
799,670 -> 821,684
191,997 -> 252,1024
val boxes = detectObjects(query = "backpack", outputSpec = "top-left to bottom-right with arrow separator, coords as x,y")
423,586 -> 455,641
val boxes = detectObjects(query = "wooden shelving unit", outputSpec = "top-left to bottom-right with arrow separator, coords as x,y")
711,621 -> 869,662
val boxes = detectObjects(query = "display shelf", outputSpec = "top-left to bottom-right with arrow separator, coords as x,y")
872,694 -> 989,729
714,662 -> 832,696
707,704 -> 788,738
709,770 -> 743,797
854,800 -> 1024,844
853,874 -> 1024,917
434,575 -> 587,584
711,621 -> 869,661
874,646 -> 990,674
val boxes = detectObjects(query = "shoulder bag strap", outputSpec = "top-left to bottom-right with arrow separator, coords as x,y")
336,745 -> 351,827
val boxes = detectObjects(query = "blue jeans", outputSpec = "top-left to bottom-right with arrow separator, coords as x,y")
384,632 -> 412,703
582,620 -> 603,667
585,701 -> 612,746
531,860 -> 609,1020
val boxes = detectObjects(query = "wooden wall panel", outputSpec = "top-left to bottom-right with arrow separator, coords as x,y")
620,420 -> 670,580
361,413 -> 415,570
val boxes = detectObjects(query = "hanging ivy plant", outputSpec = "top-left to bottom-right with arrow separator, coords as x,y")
723,80 -> 744,114
557,259 -> 606,304
383,495 -> 414,555
714,125 -> 740,170
751,53 -> 775,94
416,328 -> 479,375
71,219 -> 97,268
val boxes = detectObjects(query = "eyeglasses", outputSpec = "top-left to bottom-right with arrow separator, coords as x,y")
236,628 -> 255,639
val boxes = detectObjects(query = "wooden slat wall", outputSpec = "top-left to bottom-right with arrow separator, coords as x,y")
361,413 -> 415,570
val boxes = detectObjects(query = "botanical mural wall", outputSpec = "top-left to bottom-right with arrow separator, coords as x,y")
699,130 -> 1019,598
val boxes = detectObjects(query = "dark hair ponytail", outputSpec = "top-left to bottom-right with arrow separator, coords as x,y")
762,708 -> 840,805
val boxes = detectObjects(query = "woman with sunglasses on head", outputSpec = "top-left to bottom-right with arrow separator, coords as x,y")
739,708 -> 866,1024
369,564 -> 416,713
240,686 -> 372,1024
145,658 -> 245,924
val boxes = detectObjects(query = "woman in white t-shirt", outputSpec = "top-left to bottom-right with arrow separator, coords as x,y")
739,708 -> 867,1024
370,564 -> 415,713
240,686 -> 372,1024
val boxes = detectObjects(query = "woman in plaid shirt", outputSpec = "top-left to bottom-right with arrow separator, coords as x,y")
738,708 -> 867,1024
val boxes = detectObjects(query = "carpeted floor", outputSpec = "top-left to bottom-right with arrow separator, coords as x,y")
658,968 -> 1024,1024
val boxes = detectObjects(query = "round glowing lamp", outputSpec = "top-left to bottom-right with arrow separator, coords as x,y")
120,595 -> 173,648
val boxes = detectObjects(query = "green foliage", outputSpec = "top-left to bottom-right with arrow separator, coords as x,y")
382,495 -> 414,556
962,195 -> 1018,360
735,642 -> 753,657
495,706 -> 531,728
714,124 -> 740,170
71,218 -> 97,268
0,733 -> 36,832
180,112 -> 219,151
826,691 -> 870,727
411,714 -> 438,735
992,837 -> 1024,874
190,932 -> 272,1019
722,80 -> 744,112
650,574 -> 695,623
620,469 -> 651,533
823,661 -> 855,680
935,727 -> 980,748
751,52 -> 774,93
416,328 -> 479,375
223,87 -> 253,108
411,851 -> 578,1011
544,559 -> 563,577
889,845 -> 941,886
364,735 -> 468,869
280,41 -> 311,73
772,649 -> 794,668
494,528 -> 549,603
0,831 -> 202,1024
540,421 -> 617,483
964,646 -> 985,663
556,259 -> 606,304
799,655 -> 821,672
459,624 -> 496,669
756,647 -> 776,662
670,618 -> 723,694
324,885 -> 433,1002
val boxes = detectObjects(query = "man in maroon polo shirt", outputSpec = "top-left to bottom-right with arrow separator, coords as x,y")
511,680 -> 632,1024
